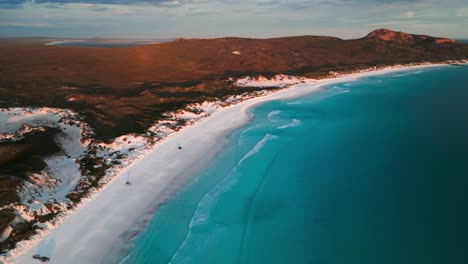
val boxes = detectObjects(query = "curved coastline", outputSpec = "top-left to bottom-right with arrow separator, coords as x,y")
10,63 -> 450,264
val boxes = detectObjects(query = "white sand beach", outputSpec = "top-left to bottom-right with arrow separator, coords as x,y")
10,64 -> 446,264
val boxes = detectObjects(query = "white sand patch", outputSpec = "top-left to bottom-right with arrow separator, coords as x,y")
1,108 -> 61,138
4,109 -> 92,210
235,74 -> 308,88
6,62 -> 454,264
0,107 -> 91,252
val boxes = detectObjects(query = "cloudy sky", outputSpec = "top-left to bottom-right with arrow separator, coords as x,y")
0,0 -> 467,39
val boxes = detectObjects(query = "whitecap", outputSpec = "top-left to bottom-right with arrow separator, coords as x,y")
333,89 -> 350,95
287,101 -> 303,105
238,134 -> 278,164
168,134 -> 277,263
277,119 -> 301,129
266,110 -> 281,122
319,88 -> 350,100
392,70 -> 424,78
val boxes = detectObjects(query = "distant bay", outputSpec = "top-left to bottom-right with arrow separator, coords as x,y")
46,39 -> 171,48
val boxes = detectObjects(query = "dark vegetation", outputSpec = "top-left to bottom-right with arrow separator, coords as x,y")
0,128 -> 63,252
1,29 -> 467,141
0,29 -> 467,253
0,128 -> 61,175
0,209 -> 15,237
0,219 -> 39,253
0,128 -> 62,208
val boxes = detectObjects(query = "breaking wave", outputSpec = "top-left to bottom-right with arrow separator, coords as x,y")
267,110 -> 282,122
168,134 -> 277,263
277,119 -> 301,129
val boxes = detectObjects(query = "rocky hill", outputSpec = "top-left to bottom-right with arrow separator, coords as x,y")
0,29 -> 466,140
0,29 -> 467,255
364,28 -> 457,44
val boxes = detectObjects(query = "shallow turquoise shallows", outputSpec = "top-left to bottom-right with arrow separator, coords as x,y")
121,66 -> 468,264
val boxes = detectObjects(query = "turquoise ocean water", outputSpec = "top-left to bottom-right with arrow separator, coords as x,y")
121,66 -> 468,264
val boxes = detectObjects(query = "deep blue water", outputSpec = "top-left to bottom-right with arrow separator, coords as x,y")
121,66 -> 468,264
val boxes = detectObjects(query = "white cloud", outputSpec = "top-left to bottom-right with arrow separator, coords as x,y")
455,7 -> 467,17
403,10 -> 415,18
0,22 -> 54,27
1,0 -> 467,39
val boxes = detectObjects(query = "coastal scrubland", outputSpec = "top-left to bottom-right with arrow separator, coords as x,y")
0,29 -> 467,255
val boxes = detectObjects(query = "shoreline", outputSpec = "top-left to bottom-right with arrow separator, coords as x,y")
6,62 -> 455,263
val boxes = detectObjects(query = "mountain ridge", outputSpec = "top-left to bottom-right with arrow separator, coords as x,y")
0,29 -> 467,253
0,28 -> 467,139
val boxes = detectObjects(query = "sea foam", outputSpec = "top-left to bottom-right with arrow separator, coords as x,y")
277,119 -> 301,129
168,133 -> 277,264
